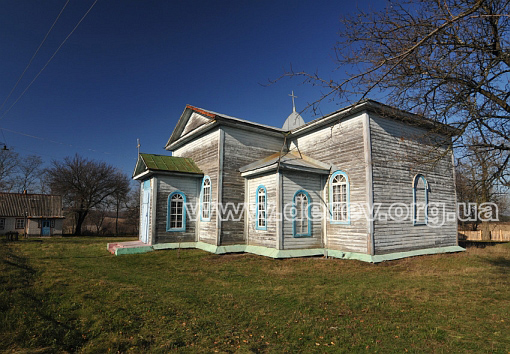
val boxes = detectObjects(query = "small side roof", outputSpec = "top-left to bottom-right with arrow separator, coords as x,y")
240,150 -> 332,177
133,153 -> 203,180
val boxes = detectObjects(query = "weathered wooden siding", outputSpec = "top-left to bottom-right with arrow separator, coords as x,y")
246,173 -> 278,248
154,175 -> 200,243
281,171 -> 323,250
220,126 -> 284,245
173,128 -> 220,245
182,112 -> 211,136
289,113 -> 369,253
370,114 -> 457,254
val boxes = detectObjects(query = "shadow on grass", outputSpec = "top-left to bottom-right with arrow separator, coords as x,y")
484,256 -> 510,274
0,243 -> 87,352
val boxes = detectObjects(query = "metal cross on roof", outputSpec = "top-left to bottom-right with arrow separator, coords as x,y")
289,91 -> 297,112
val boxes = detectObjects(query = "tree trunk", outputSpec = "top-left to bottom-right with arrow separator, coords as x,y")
480,221 -> 491,241
74,211 -> 88,236
115,201 -> 120,236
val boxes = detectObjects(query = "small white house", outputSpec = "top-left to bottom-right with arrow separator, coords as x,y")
109,99 -> 463,261
0,192 -> 64,237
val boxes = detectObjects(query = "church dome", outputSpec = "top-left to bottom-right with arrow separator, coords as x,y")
282,91 -> 305,130
282,110 -> 305,130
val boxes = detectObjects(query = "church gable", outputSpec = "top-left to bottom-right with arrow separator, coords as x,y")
182,112 -> 212,136
166,105 -> 216,149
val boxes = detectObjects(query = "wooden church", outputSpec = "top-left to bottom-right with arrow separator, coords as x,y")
108,97 -> 463,262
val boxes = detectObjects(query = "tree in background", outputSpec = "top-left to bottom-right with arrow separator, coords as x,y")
0,149 -> 19,191
456,137 -> 508,238
15,155 -> 43,193
281,0 -> 510,180
45,154 -> 130,236
124,185 -> 140,236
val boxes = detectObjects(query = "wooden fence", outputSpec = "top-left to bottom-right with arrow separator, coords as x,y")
458,230 -> 510,241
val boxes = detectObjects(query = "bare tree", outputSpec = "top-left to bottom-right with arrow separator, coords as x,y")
0,149 -> 19,191
110,172 -> 131,235
279,0 -> 510,178
15,155 -> 43,193
124,185 -> 140,236
45,154 -> 131,236
456,139 -> 508,238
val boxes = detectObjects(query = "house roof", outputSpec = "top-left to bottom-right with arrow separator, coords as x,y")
0,193 -> 63,218
239,150 -> 332,177
133,153 -> 203,180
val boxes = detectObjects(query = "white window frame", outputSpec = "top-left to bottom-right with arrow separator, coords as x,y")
167,191 -> 186,232
256,185 -> 267,230
329,171 -> 350,224
15,218 -> 25,229
201,176 -> 211,221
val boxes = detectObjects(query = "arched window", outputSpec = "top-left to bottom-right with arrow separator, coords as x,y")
329,171 -> 350,224
167,191 -> 186,232
413,174 -> 428,225
256,185 -> 267,230
293,190 -> 311,237
201,176 -> 211,221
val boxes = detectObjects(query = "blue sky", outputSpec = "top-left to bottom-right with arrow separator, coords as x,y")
0,0 -> 379,178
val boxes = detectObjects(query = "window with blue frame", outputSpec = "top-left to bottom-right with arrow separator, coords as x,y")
167,191 -> 186,232
293,190 -> 311,237
201,176 -> 211,221
329,171 -> 350,224
413,174 -> 428,225
256,185 -> 267,230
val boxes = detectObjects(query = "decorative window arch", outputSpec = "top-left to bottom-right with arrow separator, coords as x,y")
255,185 -> 267,230
329,171 -> 350,224
413,174 -> 428,225
200,176 -> 211,221
167,191 -> 186,232
293,190 -> 312,237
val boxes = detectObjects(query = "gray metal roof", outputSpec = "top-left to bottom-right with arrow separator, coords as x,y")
0,193 -> 64,218
239,151 -> 331,175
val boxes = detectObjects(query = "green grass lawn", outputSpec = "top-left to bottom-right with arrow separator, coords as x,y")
1,238 -> 509,353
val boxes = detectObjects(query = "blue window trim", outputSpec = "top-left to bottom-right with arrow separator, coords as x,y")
200,175 -> 211,222
292,190 -> 312,237
328,170 -> 350,225
412,174 -> 428,226
167,191 -> 186,232
255,185 -> 267,231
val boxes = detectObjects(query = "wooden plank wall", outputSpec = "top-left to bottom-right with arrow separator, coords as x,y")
281,171 -> 323,250
370,115 -> 457,254
289,114 -> 369,253
459,230 -> 510,241
220,126 -> 284,245
246,173 -> 278,248
173,128 -> 220,245
154,175 -> 200,243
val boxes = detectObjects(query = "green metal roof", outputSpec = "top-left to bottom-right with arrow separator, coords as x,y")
134,153 -> 203,177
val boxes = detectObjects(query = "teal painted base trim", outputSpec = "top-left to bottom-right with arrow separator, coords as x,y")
326,249 -> 374,262
109,242 -> 465,262
370,246 -> 465,263
115,246 -> 154,256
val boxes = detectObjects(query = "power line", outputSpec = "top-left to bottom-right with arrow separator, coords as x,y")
1,127 -> 112,155
0,0 -> 99,122
0,0 -> 70,115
